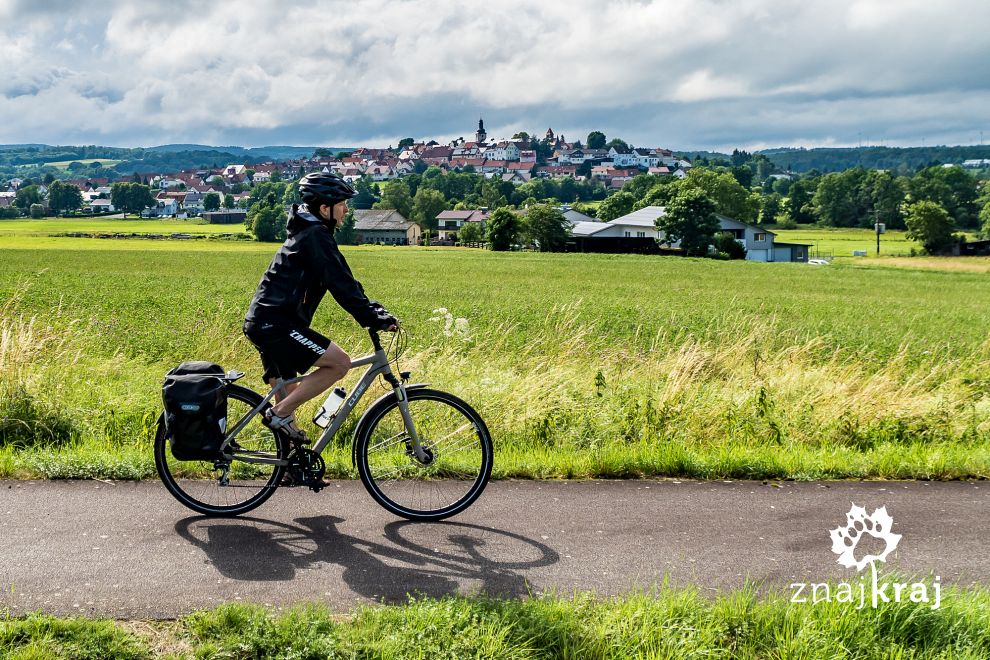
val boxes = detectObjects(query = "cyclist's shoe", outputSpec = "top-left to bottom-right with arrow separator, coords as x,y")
262,409 -> 311,446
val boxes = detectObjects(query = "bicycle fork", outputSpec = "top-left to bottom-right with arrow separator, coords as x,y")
394,384 -> 430,464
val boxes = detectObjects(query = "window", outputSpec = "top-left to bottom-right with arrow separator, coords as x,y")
754,233 -> 767,242
624,231 -> 631,237
637,231 -> 646,238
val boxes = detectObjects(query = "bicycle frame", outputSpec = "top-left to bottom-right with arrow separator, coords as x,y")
220,330 -> 427,466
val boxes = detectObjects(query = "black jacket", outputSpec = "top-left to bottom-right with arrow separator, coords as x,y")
245,204 -> 380,329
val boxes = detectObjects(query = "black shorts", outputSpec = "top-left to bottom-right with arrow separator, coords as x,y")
243,320 -> 332,382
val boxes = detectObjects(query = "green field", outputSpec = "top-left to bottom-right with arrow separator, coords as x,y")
774,225 -> 918,257
1,220 -> 988,481
0,218 -> 241,237
42,158 -> 121,169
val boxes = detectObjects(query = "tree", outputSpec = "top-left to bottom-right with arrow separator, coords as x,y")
714,231 -> 747,259
909,165 -> 979,228
110,182 -> 155,214
29,203 -> 45,218
760,193 -> 783,224
730,165 -> 753,188
336,209 -> 357,245
511,132 -> 530,142
905,200 -> 955,254
224,193 -> 235,209
597,191 -> 635,221
586,131 -> 606,150
410,187 -> 447,230
524,204 -> 569,252
269,168 -> 283,183
679,168 -> 760,223
397,138 -> 415,149
784,178 -> 815,224
247,199 -> 287,242
657,189 -> 719,257
313,148 -> 335,158
203,192 -> 221,211
486,207 -> 519,251
209,175 -> 225,187
374,179 -> 413,219
606,138 -> 629,151
980,182 -> 990,238
351,176 -> 377,209
14,185 -> 41,209
46,181 -> 83,214
458,221 -> 482,244
813,171 -> 862,227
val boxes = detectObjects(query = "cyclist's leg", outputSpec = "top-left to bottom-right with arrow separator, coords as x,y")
270,343 -> 350,417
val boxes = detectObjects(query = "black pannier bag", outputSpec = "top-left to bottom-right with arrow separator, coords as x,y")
162,361 -> 228,461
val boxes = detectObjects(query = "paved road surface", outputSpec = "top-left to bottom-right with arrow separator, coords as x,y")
0,479 -> 986,618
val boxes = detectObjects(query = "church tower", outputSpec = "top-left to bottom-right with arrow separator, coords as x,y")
476,118 -> 487,144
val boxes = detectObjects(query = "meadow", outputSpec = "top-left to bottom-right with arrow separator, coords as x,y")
773,225 -> 917,257
41,158 -> 122,169
0,218 -> 241,237
1,222 -> 989,481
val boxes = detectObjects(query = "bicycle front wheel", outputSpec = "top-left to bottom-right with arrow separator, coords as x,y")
355,388 -> 493,521
154,383 -> 288,517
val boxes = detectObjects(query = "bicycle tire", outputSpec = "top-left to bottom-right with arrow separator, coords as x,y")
154,383 -> 287,517
355,388 -> 493,521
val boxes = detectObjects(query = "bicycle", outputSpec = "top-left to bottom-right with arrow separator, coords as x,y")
154,328 -> 493,521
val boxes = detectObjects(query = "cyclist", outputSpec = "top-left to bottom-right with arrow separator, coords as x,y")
243,171 -> 398,446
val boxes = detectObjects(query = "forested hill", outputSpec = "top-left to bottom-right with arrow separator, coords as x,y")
681,145 -> 990,174
0,144 -> 352,178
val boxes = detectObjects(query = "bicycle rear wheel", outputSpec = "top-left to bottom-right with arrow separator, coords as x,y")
154,383 -> 288,517
355,388 -> 493,521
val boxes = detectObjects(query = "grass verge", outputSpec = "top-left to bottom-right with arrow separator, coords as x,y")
3,585 -> 989,659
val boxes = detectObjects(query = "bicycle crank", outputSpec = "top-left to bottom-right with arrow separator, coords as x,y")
285,448 -> 327,492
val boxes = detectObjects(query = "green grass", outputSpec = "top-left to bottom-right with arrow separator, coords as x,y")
771,224 -> 981,258
4,586 -> 990,658
1,231 -> 989,481
0,218 -> 241,237
42,158 -> 121,169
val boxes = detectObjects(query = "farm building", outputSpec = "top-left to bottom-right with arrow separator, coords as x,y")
352,209 -> 421,245
570,206 -> 810,262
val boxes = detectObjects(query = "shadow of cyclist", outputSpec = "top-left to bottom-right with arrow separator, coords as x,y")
174,514 -> 559,603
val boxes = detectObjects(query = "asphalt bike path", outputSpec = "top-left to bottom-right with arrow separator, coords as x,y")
0,479 -> 985,618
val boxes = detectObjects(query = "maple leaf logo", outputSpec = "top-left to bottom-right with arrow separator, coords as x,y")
829,503 -> 902,572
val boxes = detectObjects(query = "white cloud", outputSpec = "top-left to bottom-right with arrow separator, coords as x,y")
0,0 -> 987,149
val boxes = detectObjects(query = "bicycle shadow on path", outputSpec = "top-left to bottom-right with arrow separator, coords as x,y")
174,515 -> 560,603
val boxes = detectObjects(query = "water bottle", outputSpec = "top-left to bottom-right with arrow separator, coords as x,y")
313,387 -> 346,428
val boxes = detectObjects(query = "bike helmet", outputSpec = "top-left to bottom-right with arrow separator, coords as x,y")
298,172 -> 357,206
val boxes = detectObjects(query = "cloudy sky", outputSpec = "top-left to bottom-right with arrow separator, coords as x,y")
1,0 -> 988,151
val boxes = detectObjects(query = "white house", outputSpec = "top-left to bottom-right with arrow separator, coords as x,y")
609,146 -> 639,167
482,141 -> 520,161
633,148 -> 660,168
